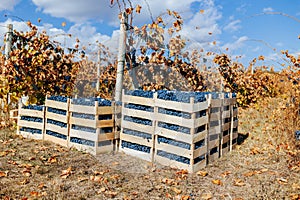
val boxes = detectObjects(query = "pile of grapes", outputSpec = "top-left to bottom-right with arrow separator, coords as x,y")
20,127 -> 42,134
47,107 -> 67,115
71,124 -> 96,133
46,130 -> 67,140
158,122 -> 190,134
22,104 -> 44,111
158,107 -> 190,119
72,112 -> 95,120
125,103 -> 154,112
121,140 -> 151,153
72,97 -> 111,107
21,116 -> 43,123
125,90 -> 154,98
123,116 -> 152,126
123,128 -> 152,140
48,96 -> 68,103
70,137 -> 95,147
157,150 -> 190,164
157,90 -> 207,103
47,119 -> 67,128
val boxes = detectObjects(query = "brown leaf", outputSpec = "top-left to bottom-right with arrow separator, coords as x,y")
60,167 -> 72,179
0,171 -> 9,177
212,179 -> 223,185
20,179 -> 30,185
166,193 -> 172,198
135,5 -> 142,13
30,191 -> 40,197
172,187 -> 182,195
61,22 -> 66,27
200,9 -> 205,14
200,193 -> 213,200
234,179 -> 246,187
196,170 -> 208,177
221,171 -> 232,177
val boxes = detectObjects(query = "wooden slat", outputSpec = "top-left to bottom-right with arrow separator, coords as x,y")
120,132 -> 153,147
97,106 -> 113,115
45,123 -> 68,135
19,109 -> 44,118
121,120 -> 155,134
46,111 -> 68,123
122,94 -> 155,106
45,99 -> 68,110
155,127 -> 193,144
69,117 -> 96,128
98,132 -> 115,141
119,145 -> 153,162
69,104 -> 96,114
123,107 -> 154,120
44,134 -> 68,147
155,141 -> 192,158
69,129 -> 97,141
19,120 -> 44,130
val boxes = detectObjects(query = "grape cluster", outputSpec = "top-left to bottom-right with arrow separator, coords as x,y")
123,128 -> 152,139
157,90 -> 206,103
157,136 -> 190,150
71,125 -> 96,133
203,92 -> 219,99
23,104 -> 43,111
124,116 -> 152,126
47,119 -> 67,128
125,90 -> 154,98
158,122 -> 190,134
48,96 -> 68,102
196,110 -> 207,118
125,103 -> 154,112
72,112 -> 95,120
194,155 -> 205,164
195,139 -> 205,149
100,127 -> 113,134
295,130 -> 300,140
20,127 -> 42,134
121,141 -> 151,153
70,137 -> 95,147
158,107 -> 190,119
46,130 -> 67,140
95,98 -> 112,107
21,116 -> 43,123
157,150 -> 190,164
47,107 -> 67,115
72,97 -> 111,107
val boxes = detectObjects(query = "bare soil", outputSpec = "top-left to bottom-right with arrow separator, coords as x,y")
0,97 -> 299,200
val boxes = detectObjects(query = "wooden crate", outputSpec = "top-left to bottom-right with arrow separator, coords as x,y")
17,104 -> 45,140
44,97 -> 70,147
220,94 -> 233,156
154,96 -> 209,173
69,98 -> 115,155
119,91 -> 155,162
207,94 -> 222,162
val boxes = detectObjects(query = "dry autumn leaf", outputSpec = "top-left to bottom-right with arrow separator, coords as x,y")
60,167 -> 72,179
196,170 -> 208,177
136,5 -> 142,13
212,179 -> 223,185
0,171 -> 8,177
200,193 -> 213,200
200,9 -> 205,14
172,187 -> 182,195
61,22 -> 66,27
234,179 -> 246,187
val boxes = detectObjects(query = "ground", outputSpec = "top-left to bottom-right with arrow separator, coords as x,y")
0,97 -> 299,200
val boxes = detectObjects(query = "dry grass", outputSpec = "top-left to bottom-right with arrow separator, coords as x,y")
0,97 -> 300,200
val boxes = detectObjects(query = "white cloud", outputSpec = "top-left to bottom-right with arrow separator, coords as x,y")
222,36 -> 249,51
263,7 -> 274,12
0,0 -> 21,11
223,19 -> 241,32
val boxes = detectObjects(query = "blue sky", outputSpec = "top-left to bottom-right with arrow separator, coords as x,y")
0,0 -> 299,70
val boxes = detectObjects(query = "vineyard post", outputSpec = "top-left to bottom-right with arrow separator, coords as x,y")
96,47 -> 101,92
4,24 -> 13,59
4,24 -> 13,113
114,12 -> 128,102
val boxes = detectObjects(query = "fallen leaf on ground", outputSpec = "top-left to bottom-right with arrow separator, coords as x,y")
200,193 -> 213,200
212,179 -> 223,185
60,167 -> 72,179
0,171 -> 9,177
172,187 -> 182,195
196,170 -> 208,177
234,179 -> 246,187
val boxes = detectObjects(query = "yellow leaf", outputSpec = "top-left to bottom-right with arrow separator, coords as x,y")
234,179 -> 246,187
212,179 -> 223,185
61,22 -> 66,27
0,171 -> 8,177
200,9 -> 205,14
200,193 -> 213,200
196,170 -> 208,177
172,187 -> 182,195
